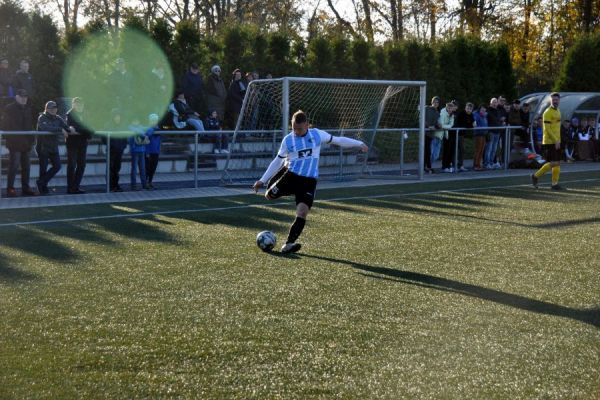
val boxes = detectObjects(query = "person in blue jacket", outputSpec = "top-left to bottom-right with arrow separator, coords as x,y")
128,119 -> 148,190
145,113 -> 161,189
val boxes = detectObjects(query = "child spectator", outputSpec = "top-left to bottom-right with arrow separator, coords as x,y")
128,120 -> 149,190
205,110 -> 229,154
145,113 -> 161,189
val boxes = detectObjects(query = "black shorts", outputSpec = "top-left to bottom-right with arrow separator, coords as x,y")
542,144 -> 562,162
266,168 -> 317,208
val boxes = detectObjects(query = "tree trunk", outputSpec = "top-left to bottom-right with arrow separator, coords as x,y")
522,0 -> 532,66
361,0 -> 374,42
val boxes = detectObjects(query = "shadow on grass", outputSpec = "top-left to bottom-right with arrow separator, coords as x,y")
302,254 -> 600,328
0,253 -> 37,283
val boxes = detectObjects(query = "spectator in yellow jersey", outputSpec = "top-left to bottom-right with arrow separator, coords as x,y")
531,93 -> 564,190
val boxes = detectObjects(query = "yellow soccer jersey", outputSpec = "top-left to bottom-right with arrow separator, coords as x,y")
542,106 -> 561,144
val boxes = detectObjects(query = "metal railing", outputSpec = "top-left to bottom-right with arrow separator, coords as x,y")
0,125 -> 522,199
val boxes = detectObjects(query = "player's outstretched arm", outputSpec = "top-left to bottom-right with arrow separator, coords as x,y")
329,135 -> 368,152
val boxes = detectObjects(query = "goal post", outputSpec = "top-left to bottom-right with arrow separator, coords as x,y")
220,77 -> 427,185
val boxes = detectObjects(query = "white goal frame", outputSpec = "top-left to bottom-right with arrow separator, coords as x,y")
220,76 -> 427,184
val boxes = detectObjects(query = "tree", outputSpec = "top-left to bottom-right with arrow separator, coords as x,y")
555,32 -> 600,91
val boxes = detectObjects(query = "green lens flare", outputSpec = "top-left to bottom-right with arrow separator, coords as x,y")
63,29 -> 174,137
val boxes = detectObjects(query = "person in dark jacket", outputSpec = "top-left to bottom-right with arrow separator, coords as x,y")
226,68 -> 246,129
144,113 -> 161,189
13,59 -> 33,99
3,89 -> 36,196
180,63 -> 205,117
205,109 -> 228,154
36,100 -> 72,194
65,97 -> 93,194
0,57 -> 13,101
204,65 -> 227,123
453,102 -> 476,171
103,108 -> 128,192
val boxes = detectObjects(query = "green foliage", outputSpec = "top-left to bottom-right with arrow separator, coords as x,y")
266,32 -> 292,77
555,32 -> 600,91
351,40 -> 374,79
306,36 -> 334,77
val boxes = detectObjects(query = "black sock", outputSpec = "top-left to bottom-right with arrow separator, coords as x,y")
286,216 -> 306,244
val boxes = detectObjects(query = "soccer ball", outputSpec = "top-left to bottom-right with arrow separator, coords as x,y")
256,230 -> 277,252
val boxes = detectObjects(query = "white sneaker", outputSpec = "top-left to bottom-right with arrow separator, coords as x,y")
213,149 -> 221,154
458,166 -> 468,172
281,242 -> 301,254
221,149 -> 230,154
493,162 -> 502,169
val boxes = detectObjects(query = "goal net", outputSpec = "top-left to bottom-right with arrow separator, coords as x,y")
220,77 -> 426,184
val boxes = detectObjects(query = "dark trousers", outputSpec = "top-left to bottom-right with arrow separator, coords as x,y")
7,150 -> 31,189
424,135 -> 432,170
67,144 -> 88,190
441,132 -> 457,169
109,148 -> 124,189
37,148 -> 61,187
145,153 -> 159,183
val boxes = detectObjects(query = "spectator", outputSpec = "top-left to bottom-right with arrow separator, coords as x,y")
109,58 -> 133,108
439,101 -> 456,173
495,95 -> 509,166
36,100 -> 72,195
565,117 -> 579,162
204,65 -> 227,124
265,73 -> 273,79
226,68 -> 246,129
588,116 -> 598,161
3,89 -> 36,197
205,109 -> 229,154
0,57 -> 12,100
484,97 -> 503,169
453,102 -> 475,172
65,97 -> 93,194
151,63 -> 169,97
13,59 -> 33,99
424,96 -> 441,173
145,113 -> 161,189
128,121 -> 149,190
170,90 -> 205,131
104,108 -> 128,192
520,102 -> 532,149
576,118 -> 593,160
180,62 -> 205,117
508,99 -> 525,145
472,104 -> 488,171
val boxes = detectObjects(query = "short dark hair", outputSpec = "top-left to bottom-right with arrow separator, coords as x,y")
292,110 -> 307,125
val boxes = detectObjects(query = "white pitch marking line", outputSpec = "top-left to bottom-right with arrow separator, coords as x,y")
0,178 -> 598,228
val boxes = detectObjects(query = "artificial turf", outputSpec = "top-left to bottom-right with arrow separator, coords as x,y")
1,171 -> 599,399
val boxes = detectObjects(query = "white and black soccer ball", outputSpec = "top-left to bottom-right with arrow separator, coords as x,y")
256,230 -> 277,252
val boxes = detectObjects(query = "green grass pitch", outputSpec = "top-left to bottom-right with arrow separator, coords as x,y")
1,171 -> 599,399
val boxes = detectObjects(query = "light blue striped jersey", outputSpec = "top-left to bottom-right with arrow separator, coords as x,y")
277,128 -> 333,179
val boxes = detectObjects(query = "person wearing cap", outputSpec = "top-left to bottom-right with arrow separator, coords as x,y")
180,62 -> 205,117
66,97 -> 93,194
2,89 -> 36,197
531,92 -> 565,190
36,100 -> 73,194
205,65 -> 227,124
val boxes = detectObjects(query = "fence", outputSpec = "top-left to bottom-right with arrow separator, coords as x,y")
0,125 -> 523,199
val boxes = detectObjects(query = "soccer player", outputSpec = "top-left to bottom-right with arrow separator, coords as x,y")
252,110 -> 369,254
531,92 -> 564,190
